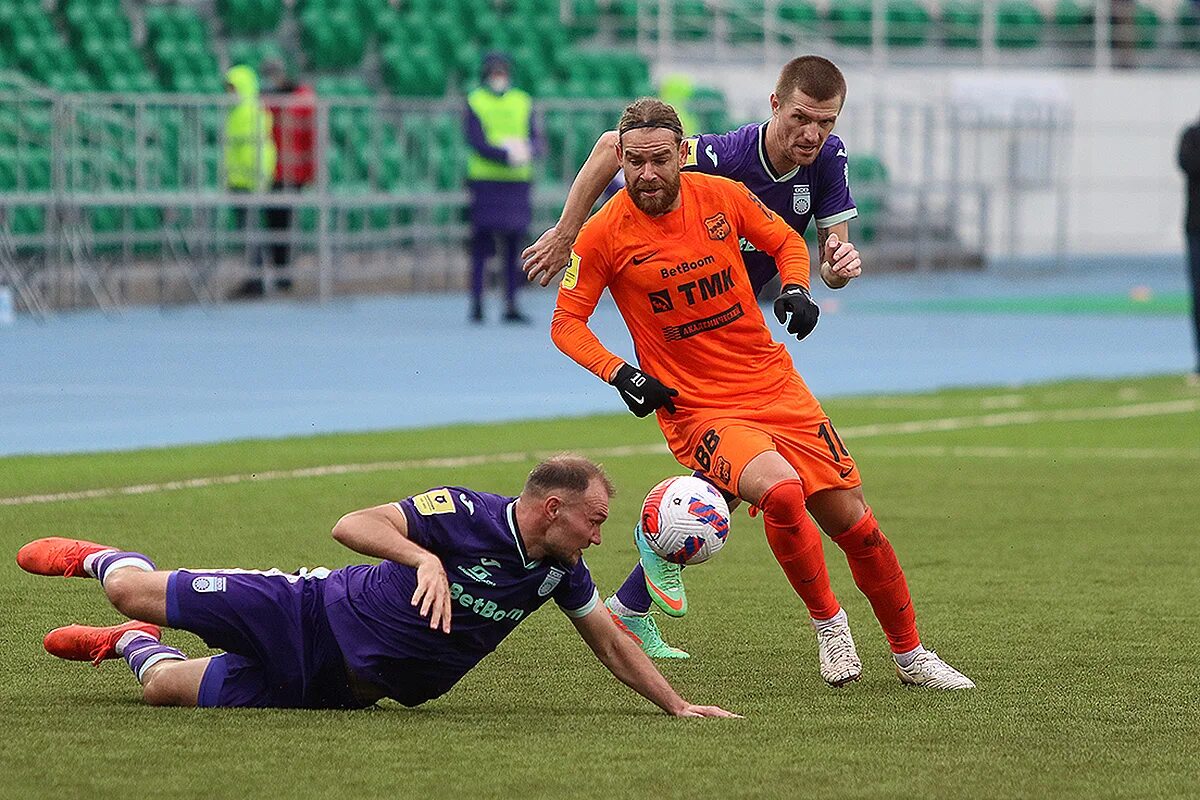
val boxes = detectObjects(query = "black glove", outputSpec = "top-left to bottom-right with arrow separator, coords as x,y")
773,283 -> 819,341
610,363 -> 678,417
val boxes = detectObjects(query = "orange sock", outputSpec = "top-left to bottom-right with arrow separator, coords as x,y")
831,508 -> 920,653
760,479 -> 840,620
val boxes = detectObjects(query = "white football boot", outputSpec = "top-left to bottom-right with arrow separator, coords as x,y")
812,611 -> 863,687
896,650 -> 976,690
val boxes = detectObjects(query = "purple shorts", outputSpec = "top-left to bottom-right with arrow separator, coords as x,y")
166,569 -> 369,710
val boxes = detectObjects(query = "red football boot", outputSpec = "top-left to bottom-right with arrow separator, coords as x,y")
16,537 -> 115,578
44,621 -> 162,666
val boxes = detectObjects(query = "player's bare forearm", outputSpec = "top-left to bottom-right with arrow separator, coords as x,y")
332,504 -> 453,633
571,607 -> 689,714
522,131 -> 619,286
332,504 -> 426,567
817,221 -> 861,289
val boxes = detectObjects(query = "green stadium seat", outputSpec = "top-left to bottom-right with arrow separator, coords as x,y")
673,0 -> 711,41
849,154 -> 887,243
1179,2 -> 1200,50
995,0 -> 1043,48
886,0 -> 932,46
828,0 -> 873,46
727,0 -> 765,44
775,0 -> 819,44
1053,0 -> 1093,47
567,0 -> 601,38
942,1 -> 982,47
1127,3 -> 1160,49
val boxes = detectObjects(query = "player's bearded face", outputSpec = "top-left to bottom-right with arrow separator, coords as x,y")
771,88 -> 842,167
619,130 -> 684,216
544,485 -> 607,564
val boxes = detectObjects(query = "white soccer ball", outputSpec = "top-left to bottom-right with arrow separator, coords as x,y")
640,475 -> 731,565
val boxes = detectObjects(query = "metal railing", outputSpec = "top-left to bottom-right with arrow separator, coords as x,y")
581,0 -> 1200,71
0,80 -> 1070,316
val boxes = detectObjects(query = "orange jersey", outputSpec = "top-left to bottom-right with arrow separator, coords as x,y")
551,172 -> 811,417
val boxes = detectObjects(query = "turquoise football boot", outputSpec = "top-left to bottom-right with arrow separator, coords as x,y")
605,596 -> 689,660
635,524 -> 688,617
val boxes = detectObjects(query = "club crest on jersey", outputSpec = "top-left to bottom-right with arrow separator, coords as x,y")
537,566 -> 567,596
191,576 -> 226,593
793,184 -> 811,215
704,212 -> 731,241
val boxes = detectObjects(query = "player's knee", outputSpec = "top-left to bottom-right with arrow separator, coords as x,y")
103,569 -> 147,617
141,670 -> 184,707
759,478 -> 807,522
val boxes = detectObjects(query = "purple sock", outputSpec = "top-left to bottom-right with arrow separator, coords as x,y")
91,551 -> 156,585
121,636 -> 186,684
615,563 -> 654,615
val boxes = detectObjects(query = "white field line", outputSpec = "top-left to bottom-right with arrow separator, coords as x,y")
855,445 -> 1200,460
3,399 -> 1197,508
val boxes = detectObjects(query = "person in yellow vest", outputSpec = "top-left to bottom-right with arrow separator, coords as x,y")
463,52 -> 541,323
224,64 -> 278,299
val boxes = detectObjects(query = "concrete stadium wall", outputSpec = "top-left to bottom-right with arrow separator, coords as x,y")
654,62 -> 1200,258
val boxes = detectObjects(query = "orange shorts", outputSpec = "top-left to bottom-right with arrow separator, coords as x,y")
660,392 -> 861,500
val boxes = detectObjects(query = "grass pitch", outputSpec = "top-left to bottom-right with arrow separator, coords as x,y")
1,375 -> 1197,800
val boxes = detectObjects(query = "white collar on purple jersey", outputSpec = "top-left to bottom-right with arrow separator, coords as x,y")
505,500 -> 541,569
757,121 -> 801,184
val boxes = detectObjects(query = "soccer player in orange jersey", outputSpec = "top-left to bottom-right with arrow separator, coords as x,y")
551,98 -> 973,690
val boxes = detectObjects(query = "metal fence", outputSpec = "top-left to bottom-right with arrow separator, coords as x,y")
598,0 -> 1200,71
0,73 -> 1070,316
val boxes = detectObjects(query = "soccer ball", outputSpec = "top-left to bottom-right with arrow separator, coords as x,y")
640,475 -> 731,565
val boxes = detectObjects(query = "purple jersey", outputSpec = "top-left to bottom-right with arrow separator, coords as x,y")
682,123 -> 857,294
323,487 -> 598,706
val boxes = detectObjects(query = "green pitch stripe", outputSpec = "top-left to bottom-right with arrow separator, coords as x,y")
857,292 -> 1189,316
4,398 -> 1195,508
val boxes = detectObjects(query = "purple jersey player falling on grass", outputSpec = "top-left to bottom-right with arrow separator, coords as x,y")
15,455 -> 737,717
521,56 -> 870,663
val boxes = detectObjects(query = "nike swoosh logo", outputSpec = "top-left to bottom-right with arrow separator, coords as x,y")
624,391 -> 645,405
647,580 -> 685,612
631,252 -> 658,265
838,466 -> 855,478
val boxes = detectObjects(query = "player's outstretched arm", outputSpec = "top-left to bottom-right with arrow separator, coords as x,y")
522,130 -> 620,286
569,605 -> 741,718
817,222 -> 861,289
332,504 -> 452,633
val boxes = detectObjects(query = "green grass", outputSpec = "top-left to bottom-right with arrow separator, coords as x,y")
2,375 -> 1198,799
859,292 -> 1189,316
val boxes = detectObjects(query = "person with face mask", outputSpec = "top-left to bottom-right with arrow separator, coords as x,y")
463,52 -> 542,324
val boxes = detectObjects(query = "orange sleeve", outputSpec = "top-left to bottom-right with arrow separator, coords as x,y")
730,184 -> 811,290
550,222 -> 625,383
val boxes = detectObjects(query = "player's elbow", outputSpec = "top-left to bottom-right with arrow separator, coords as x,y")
331,512 -> 359,545
549,311 -> 574,354
596,130 -> 618,154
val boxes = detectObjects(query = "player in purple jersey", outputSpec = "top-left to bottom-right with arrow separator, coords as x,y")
523,55 -> 862,298
521,58 -> 878,664
15,456 -> 739,716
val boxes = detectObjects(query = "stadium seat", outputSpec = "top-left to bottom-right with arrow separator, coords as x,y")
886,0 -> 932,47
828,0 -> 873,46
217,0 -> 284,37
1179,2 -> 1200,50
726,0 -> 766,44
1126,3 -> 1160,49
776,0 -> 820,42
849,154 -> 887,243
995,0 -> 1043,48
1053,0 -> 1093,47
